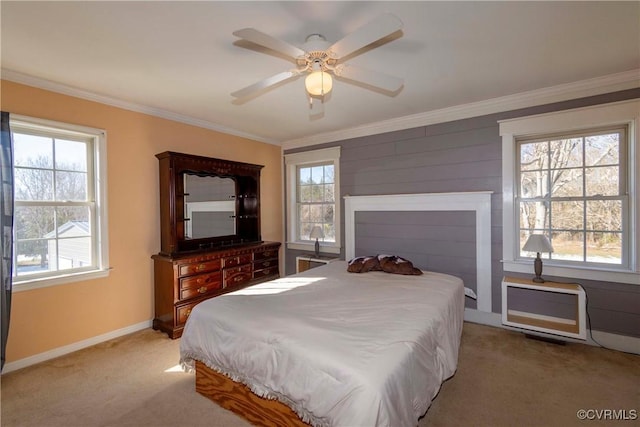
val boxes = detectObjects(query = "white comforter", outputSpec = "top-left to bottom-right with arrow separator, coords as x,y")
180,261 -> 465,427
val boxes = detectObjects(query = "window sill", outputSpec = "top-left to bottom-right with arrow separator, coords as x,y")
12,268 -> 111,292
286,241 -> 341,255
502,260 -> 639,285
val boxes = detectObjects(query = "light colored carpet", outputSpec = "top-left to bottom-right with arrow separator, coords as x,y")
1,322 -> 638,427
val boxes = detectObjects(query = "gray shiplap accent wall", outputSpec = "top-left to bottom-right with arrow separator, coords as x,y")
284,88 -> 640,338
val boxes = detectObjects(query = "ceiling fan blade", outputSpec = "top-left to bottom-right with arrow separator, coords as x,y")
233,28 -> 306,59
231,70 -> 298,99
328,13 -> 403,59
335,64 -> 404,93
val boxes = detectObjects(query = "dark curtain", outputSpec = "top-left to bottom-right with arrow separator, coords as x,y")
1,111 -> 14,371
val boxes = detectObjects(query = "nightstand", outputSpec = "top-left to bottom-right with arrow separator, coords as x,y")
296,256 -> 339,273
502,276 -> 586,340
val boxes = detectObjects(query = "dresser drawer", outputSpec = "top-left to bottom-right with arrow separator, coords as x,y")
253,266 -> 279,280
180,271 -> 222,289
253,258 -> 277,270
223,254 -> 252,268
178,259 -> 221,277
176,301 -> 200,325
254,248 -> 278,261
223,264 -> 252,287
179,272 -> 222,299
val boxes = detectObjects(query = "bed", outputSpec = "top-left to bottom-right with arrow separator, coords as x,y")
180,259 -> 465,427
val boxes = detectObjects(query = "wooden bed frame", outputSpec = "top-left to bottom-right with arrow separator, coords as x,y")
195,361 -> 310,427
191,192 -> 493,426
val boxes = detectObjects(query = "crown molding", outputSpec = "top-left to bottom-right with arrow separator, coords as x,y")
1,69 -> 279,146
3,68 -> 638,150
281,69 -> 640,150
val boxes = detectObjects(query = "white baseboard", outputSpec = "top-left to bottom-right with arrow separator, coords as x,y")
464,308 -> 502,327
588,330 -> 640,355
464,308 -> 639,355
2,320 -> 153,374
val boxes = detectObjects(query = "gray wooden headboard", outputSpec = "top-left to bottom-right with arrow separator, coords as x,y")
344,192 -> 493,313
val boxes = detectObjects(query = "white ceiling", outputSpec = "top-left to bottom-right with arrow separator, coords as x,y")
2,1 -> 639,148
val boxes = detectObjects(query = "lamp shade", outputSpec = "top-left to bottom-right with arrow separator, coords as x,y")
523,234 -> 554,253
309,226 -> 324,239
305,71 -> 333,96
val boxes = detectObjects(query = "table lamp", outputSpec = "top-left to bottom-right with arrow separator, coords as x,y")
523,234 -> 554,283
309,226 -> 323,257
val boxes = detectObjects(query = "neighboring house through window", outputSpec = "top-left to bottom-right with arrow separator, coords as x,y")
10,115 -> 109,290
285,147 -> 341,254
500,99 -> 639,284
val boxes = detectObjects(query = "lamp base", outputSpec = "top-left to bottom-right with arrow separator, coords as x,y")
532,276 -> 545,283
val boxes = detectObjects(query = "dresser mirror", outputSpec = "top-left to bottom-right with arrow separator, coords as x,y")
184,174 -> 236,239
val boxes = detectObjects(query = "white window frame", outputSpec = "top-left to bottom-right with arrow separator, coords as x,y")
285,147 -> 341,254
500,99 -> 639,285
10,115 -> 109,291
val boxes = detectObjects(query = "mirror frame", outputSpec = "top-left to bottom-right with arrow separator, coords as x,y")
156,151 -> 263,255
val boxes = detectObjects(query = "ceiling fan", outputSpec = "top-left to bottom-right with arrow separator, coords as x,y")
231,13 -> 404,116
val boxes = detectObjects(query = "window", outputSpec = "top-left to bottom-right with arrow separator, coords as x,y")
10,115 -> 109,290
285,147 -> 341,254
518,127 -> 626,265
500,100 -> 639,284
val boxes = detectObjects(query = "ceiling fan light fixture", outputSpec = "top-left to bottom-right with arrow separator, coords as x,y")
305,70 -> 333,96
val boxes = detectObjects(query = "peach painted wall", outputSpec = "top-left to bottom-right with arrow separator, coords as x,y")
1,80 -> 283,362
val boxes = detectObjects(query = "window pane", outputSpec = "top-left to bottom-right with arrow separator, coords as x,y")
298,204 -> 310,222
55,171 -> 88,200
56,206 -> 91,235
299,167 -> 311,184
550,201 -> 583,230
15,206 -> 55,240
323,204 -> 334,224
309,205 -> 322,222
551,231 -> 584,262
310,166 -> 324,184
520,141 -> 548,171
550,168 -> 582,197
311,184 -> 324,202
586,200 -> 621,232
323,165 -> 334,183
550,138 -> 582,168
55,237 -> 93,270
55,139 -> 87,172
519,201 -> 549,230
299,222 -> 312,241
13,133 -> 53,168
14,168 -> 54,201
324,183 -> 335,203
323,224 -> 336,242
585,166 -> 619,196
586,232 -> 621,264
585,134 -> 619,166
15,239 -> 52,276
299,184 -> 312,202
520,171 -> 548,198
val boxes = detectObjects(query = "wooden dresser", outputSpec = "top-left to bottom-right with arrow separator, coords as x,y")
152,241 -> 280,339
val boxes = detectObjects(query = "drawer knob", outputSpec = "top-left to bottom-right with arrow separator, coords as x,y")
262,261 -> 271,267
185,309 -> 192,318
196,263 -> 206,271
197,286 -> 207,294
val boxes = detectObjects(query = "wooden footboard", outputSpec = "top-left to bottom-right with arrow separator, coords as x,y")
195,360 -> 310,427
